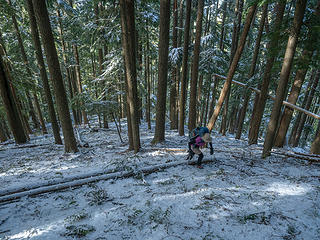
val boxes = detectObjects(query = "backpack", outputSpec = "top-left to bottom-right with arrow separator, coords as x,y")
189,127 -> 209,139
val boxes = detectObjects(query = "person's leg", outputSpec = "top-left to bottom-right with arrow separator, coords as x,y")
197,153 -> 203,166
191,146 -> 203,167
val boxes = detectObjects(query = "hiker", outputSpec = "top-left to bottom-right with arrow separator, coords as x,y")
186,127 -> 214,168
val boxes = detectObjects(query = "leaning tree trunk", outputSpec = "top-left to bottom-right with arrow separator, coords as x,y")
120,0 -> 140,153
262,0 -> 307,158
32,0 -> 78,153
207,3 -> 257,131
248,1 -> 286,145
26,0 -> 62,144
274,1 -> 320,147
236,3 -> 267,140
0,57 -> 28,144
188,0 -> 204,131
178,0 -> 192,136
153,0 -> 171,144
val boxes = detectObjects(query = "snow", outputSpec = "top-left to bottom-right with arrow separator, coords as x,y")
0,120 -> 320,240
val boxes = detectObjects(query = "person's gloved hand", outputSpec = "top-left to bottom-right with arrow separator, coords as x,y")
210,148 -> 214,155
187,150 -> 195,160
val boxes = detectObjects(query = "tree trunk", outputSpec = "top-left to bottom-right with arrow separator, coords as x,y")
236,4 -> 267,140
10,2 -> 45,133
153,0 -> 171,143
220,88 -> 230,135
0,119 -> 8,142
197,75 -> 204,125
119,0 -> 140,153
288,72 -> 314,145
311,120 -> 320,154
219,1 -> 227,51
26,0 -> 62,144
188,0 -> 204,131
262,0 -> 307,158
248,1 -> 286,145
0,57 -> 28,144
26,92 -> 40,130
169,0 -> 178,130
178,0 -> 192,136
207,3 -> 257,131
72,44 -> 89,125
174,0 -> 184,129
145,23 -> 151,130
56,7 -> 77,125
236,89 -> 250,139
208,76 -> 219,123
32,0 -> 78,152
274,1 -> 320,147
291,70 -> 320,147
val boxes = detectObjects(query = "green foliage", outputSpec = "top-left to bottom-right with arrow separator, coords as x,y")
85,188 -> 112,206
63,224 -> 95,238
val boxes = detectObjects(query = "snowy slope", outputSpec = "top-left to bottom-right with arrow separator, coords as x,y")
0,121 -> 319,240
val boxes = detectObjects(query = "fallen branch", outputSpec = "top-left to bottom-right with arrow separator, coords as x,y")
270,151 -> 320,162
292,151 -> 320,159
0,168 -> 116,197
0,158 -> 215,203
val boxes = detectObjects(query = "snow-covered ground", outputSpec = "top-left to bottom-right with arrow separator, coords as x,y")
0,120 -> 319,240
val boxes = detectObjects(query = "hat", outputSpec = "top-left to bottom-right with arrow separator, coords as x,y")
202,133 -> 212,142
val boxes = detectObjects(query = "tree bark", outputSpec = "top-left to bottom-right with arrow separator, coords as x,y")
120,0 -> 140,152
0,57 -> 28,144
262,0 -> 307,158
0,119 -> 9,142
153,0 -> 171,143
248,1 -> 286,145
236,4 -> 267,140
274,1 -> 320,147
145,22 -> 151,130
178,0 -> 192,136
188,0 -> 204,131
72,44 -> 89,125
169,0 -> 178,130
207,3 -> 257,131
32,0 -> 78,152
26,0 -> 62,144
219,1 -> 227,51
311,120 -> 320,154
56,6 -> 77,125
291,70 -> 320,147
10,2 -> 46,133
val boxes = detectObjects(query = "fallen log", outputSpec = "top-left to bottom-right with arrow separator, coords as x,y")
0,158 -> 215,203
270,151 -> 320,162
0,168 -> 117,197
292,151 -> 320,159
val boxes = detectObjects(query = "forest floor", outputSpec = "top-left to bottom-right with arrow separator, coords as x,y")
0,120 -> 319,240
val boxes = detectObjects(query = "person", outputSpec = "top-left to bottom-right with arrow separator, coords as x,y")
186,128 -> 213,169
